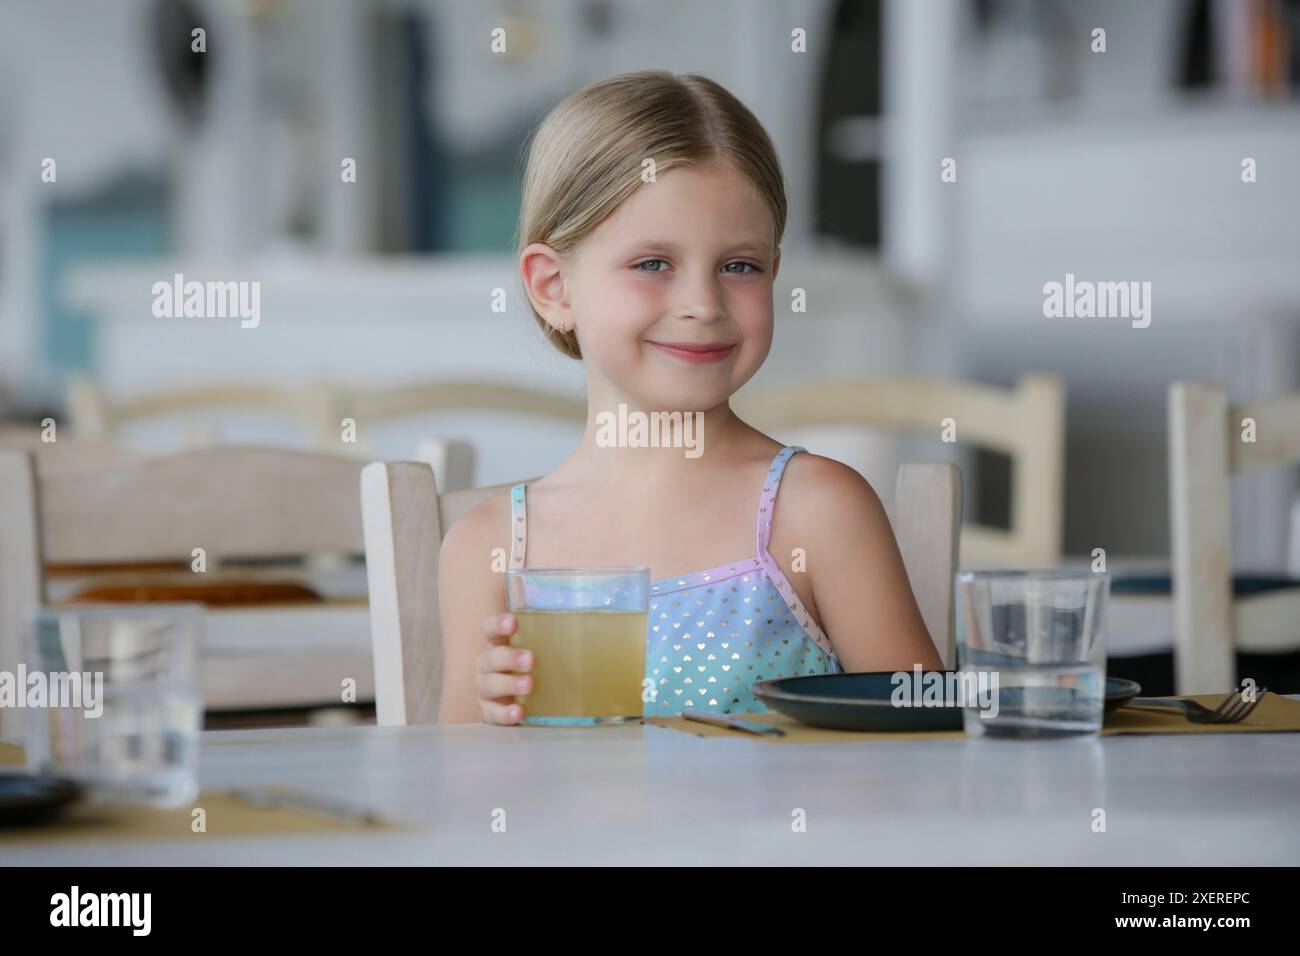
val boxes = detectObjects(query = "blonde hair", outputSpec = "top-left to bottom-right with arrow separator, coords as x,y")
517,71 -> 787,360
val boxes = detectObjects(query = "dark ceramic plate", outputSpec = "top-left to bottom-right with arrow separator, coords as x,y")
751,672 -> 965,731
751,672 -> 1143,731
1104,677 -> 1141,712
0,775 -> 84,828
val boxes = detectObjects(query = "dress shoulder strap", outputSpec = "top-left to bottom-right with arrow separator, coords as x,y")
755,445 -> 806,555
754,445 -> 836,658
508,483 -> 527,570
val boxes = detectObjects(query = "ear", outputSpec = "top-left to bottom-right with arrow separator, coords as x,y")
520,242 -> 573,331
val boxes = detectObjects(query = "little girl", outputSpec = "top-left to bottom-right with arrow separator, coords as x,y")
438,71 -> 942,724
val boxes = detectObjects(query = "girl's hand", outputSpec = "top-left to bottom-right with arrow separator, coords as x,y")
474,613 -> 533,725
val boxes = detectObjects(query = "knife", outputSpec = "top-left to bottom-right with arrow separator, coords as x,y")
683,711 -> 787,737
230,787 -> 384,825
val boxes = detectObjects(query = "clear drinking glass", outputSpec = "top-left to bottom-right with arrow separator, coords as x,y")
504,568 -> 650,726
957,571 -> 1109,739
23,603 -> 203,806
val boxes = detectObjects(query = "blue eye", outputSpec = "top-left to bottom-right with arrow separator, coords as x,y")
634,259 -> 762,274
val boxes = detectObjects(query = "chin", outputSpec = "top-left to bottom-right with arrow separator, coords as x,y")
650,388 -> 734,415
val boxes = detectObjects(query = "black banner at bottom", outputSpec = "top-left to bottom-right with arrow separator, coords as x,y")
0,867 -> 1285,939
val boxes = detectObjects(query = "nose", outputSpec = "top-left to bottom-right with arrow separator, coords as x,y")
674,267 -> 727,322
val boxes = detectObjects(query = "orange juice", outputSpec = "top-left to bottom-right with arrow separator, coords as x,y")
510,609 -> 647,722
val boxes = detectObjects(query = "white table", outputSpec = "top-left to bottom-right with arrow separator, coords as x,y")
4,709 -> 1299,866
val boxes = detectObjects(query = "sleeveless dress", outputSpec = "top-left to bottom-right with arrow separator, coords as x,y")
507,445 -> 842,716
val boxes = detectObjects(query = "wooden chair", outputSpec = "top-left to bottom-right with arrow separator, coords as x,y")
0,441 -> 373,738
346,380 -> 587,491
361,460 -> 961,726
66,377 -> 343,449
346,381 -> 587,429
67,377 -> 480,496
1168,382 -> 1300,693
732,375 -> 1063,568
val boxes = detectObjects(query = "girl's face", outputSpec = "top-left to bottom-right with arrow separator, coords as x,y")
561,160 -> 779,413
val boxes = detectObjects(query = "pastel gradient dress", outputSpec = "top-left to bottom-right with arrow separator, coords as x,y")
507,445 -> 843,716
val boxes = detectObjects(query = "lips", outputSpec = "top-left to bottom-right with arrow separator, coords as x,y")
647,341 -> 736,364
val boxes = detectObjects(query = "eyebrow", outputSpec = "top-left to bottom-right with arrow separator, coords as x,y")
623,239 -> 772,257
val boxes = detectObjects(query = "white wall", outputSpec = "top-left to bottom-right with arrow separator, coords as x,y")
0,0 -> 176,400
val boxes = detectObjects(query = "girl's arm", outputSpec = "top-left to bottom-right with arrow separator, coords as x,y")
780,455 -> 945,672
436,498 -> 532,724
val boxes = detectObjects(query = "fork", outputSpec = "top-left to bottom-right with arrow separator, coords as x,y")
1126,689 -> 1268,724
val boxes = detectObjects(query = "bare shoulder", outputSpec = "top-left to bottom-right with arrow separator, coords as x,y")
438,488 -> 512,576
765,451 -> 900,628
769,451 -> 900,565
771,451 -> 939,671
776,451 -> 888,531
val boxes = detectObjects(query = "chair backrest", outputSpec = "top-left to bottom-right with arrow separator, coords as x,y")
67,377 -> 343,448
347,381 -> 587,427
0,441 -> 367,737
732,375 -> 1062,568
66,378 -> 491,493
1168,382 -> 1300,693
894,463 -> 962,669
413,438 -> 476,493
345,380 -> 585,493
361,460 -> 962,726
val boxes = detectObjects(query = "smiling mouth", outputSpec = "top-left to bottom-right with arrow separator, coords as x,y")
646,341 -> 736,364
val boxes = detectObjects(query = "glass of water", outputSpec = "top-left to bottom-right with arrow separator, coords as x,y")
23,603 -> 203,806
957,571 -> 1109,739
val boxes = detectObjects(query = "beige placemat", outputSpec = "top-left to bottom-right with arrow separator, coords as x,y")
0,790 -> 401,845
0,742 -> 23,768
646,692 -> 1300,743
0,741 -> 401,843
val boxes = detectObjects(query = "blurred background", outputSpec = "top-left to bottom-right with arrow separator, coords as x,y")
1,0 -> 1298,724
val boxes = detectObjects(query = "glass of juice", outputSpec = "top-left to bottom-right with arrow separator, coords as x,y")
504,567 -> 650,726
